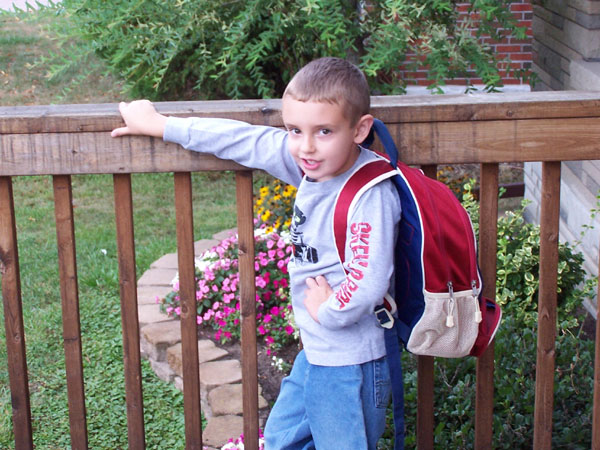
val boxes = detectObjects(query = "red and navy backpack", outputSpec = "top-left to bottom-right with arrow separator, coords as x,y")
333,119 -> 502,450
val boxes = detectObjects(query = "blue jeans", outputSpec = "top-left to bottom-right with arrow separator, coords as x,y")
264,350 -> 391,450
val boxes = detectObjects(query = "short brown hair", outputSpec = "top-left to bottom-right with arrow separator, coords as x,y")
283,57 -> 370,125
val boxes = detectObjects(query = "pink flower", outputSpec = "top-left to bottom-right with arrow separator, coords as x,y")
280,278 -> 289,288
223,293 -> 235,304
277,260 -> 286,270
263,314 -> 272,323
277,239 -> 286,249
267,239 -> 275,249
258,325 -> 266,335
175,307 -> 181,316
256,277 -> 267,289
196,316 -> 203,325
270,306 -> 280,316
212,301 -> 220,310
266,336 -> 274,344
285,325 -> 295,335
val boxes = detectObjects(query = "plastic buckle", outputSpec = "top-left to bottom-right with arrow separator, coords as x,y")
375,305 -> 395,329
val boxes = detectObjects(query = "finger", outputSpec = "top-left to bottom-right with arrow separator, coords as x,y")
305,277 -> 317,288
111,126 -> 130,138
314,275 -> 328,286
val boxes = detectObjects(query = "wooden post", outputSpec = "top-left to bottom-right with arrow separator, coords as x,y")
533,162 -> 561,449
236,171 -> 260,450
475,163 -> 499,449
174,172 -> 203,449
113,174 -> 145,449
0,176 -> 33,449
418,164 -> 437,449
53,175 -> 88,448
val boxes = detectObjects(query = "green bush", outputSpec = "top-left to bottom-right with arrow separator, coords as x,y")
45,0 -> 533,100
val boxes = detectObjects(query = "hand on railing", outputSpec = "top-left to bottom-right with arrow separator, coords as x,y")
111,100 -> 167,138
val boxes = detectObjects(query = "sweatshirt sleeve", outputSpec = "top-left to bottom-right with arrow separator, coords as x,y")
317,180 -> 401,329
164,116 -> 303,187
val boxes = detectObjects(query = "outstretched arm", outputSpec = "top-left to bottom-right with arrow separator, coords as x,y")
111,100 -> 167,138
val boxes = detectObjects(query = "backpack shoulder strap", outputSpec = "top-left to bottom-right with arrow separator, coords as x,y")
333,158 -> 398,266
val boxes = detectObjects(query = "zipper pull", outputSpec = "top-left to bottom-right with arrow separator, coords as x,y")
446,281 -> 455,328
472,280 -> 482,323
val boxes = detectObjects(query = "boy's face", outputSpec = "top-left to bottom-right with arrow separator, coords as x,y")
282,97 -> 372,182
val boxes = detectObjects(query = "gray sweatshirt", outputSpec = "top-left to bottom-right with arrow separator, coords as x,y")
164,117 -> 401,366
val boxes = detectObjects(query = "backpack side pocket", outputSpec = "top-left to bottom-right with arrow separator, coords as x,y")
406,290 -> 480,357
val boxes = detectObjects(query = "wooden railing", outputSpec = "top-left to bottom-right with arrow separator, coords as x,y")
2,91 -> 600,449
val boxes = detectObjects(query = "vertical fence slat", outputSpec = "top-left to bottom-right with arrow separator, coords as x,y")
113,174 -> 145,449
53,175 -> 88,448
416,355 -> 435,448
0,176 -> 33,449
236,171 -> 259,450
417,164 -> 437,449
533,161 -> 561,449
475,163 -> 499,449
173,172 -> 203,449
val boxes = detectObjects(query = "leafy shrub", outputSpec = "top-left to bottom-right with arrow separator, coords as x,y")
45,0 -> 533,100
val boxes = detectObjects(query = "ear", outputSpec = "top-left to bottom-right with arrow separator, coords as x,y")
353,114 -> 374,144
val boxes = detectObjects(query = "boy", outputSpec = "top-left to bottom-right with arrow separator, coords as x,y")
112,57 -> 401,449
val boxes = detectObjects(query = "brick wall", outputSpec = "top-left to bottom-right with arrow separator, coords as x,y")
400,1 -> 533,90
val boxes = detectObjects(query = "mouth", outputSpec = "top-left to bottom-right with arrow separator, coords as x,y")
301,158 -> 321,171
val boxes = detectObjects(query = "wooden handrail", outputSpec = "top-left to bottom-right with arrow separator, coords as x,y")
2,91 -> 600,449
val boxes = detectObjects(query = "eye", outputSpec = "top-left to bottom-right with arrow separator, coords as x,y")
288,128 -> 301,136
319,128 -> 331,136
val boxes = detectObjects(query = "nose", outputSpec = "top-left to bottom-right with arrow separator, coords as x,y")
300,135 -> 315,154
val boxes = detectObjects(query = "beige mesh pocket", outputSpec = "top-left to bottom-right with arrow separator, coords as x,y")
406,290 -> 481,358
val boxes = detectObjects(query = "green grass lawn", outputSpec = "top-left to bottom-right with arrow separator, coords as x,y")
0,6 -> 241,448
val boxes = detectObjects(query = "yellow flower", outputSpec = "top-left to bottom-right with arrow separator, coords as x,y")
261,210 -> 271,222
283,185 -> 296,197
265,225 -> 274,234
273,194 -> 281,202
256,198 -> 263,206
260,186 -> 269,197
